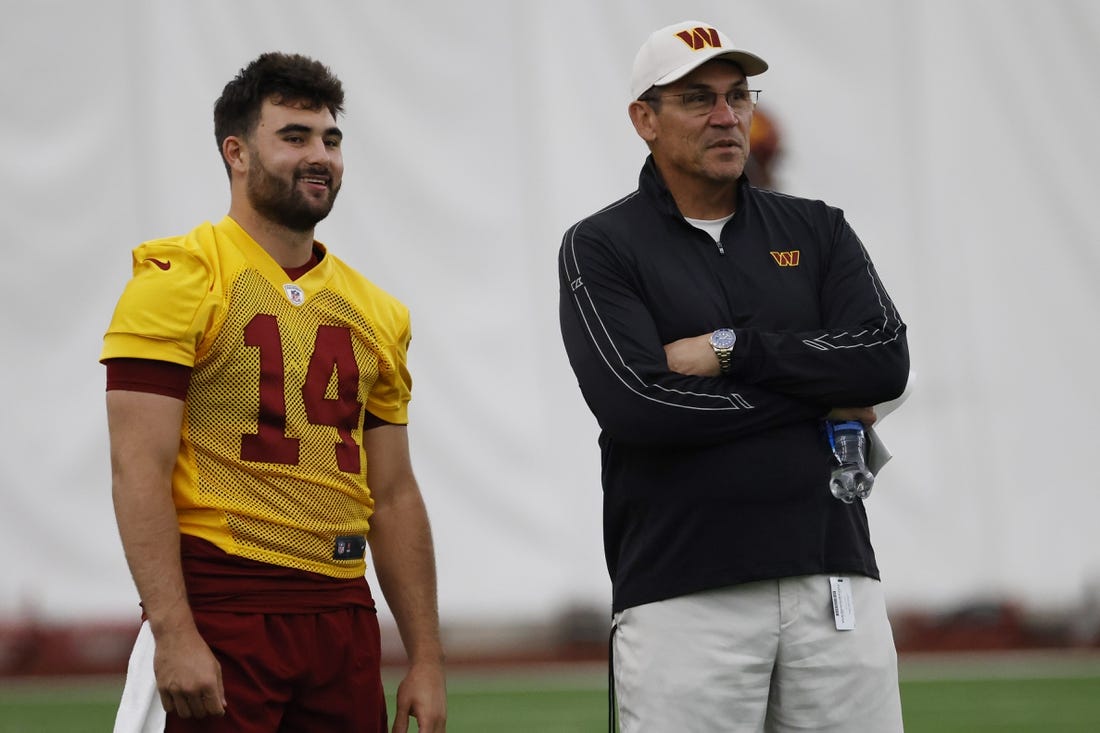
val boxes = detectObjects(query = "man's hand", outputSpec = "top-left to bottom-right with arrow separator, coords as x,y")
107,389 -> 224,719
827,406 -> 877,427
392,660 -> 447,732
154,626 -> 226,719
664,333 -> 721,377
364,424 -> 446,732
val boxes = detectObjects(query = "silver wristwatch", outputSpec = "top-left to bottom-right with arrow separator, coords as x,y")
709,328 -> 736,374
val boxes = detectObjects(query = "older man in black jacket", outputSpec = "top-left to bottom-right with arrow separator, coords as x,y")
558,19 -> 908,733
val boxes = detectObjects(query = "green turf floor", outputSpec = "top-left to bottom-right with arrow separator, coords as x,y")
2,656 -> 1099,732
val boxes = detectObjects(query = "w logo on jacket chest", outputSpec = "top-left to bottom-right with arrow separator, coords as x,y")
770,250 -> 801,267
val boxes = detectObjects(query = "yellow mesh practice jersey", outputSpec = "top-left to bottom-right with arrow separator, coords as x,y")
102,217 -> 412,578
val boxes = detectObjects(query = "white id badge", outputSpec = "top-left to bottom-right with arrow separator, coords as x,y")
830,576 -> 856,631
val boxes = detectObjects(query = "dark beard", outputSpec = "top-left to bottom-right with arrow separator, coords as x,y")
246,157 -> 340,233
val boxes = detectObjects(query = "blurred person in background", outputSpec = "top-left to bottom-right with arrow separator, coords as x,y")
745,105 -> 783,191
558,19 -> 908,732
102,52 -> 446,733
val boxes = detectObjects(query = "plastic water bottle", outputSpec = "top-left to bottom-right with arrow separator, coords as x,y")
827,420 -> 875,503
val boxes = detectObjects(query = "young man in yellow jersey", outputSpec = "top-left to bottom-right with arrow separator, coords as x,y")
103,52 -> 446,733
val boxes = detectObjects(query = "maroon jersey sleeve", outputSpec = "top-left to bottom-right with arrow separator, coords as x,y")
105,357 -> 191,400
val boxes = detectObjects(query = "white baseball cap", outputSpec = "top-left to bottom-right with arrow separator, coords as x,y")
631,20 -> 768,100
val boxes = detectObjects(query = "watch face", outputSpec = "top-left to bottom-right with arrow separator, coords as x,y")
710,328 -> 736,349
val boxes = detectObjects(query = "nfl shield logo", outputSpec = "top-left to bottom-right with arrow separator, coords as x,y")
282,283 -> 306,306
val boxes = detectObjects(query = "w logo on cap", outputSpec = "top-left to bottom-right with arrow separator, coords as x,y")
675,26 -> 722,51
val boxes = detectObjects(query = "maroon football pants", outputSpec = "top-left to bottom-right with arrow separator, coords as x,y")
166,606 -> 386,733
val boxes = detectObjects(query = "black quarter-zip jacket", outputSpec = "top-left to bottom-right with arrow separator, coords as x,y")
558,156 -> 909,613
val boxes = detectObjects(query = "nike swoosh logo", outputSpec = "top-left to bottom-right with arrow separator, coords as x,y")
145,258 -> 171,271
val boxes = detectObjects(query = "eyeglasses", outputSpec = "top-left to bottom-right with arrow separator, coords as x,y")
642,88 -> 761,116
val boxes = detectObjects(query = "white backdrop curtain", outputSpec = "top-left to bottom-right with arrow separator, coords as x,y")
2,0 -> 1098,627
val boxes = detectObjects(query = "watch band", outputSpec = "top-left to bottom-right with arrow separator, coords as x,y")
714,347 -> 732,373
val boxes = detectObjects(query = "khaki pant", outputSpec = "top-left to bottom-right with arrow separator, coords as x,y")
613,575 -> 904,732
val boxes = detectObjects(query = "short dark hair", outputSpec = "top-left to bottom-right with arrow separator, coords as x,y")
213,52 -> 345,176
637,86 -> 662,112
